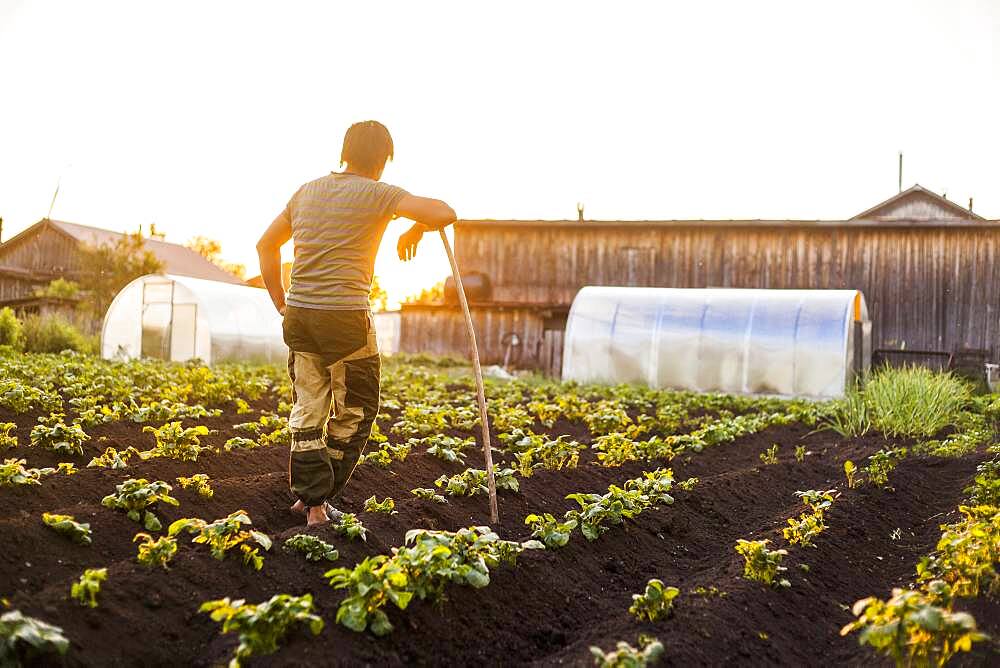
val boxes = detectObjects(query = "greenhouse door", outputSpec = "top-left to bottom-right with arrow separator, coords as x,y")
169,304 -> 198,361
141,281 -> 174,360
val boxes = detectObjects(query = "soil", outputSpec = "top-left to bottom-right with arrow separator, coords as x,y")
1,400 -> 997,667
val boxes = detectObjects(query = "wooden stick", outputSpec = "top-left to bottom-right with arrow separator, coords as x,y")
438,228 -> 500,528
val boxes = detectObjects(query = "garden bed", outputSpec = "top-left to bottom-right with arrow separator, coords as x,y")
0,355 -> 996,666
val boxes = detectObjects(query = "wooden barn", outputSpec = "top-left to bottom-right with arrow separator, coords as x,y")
400,185 -> 1000,375
0,218 -> 243,314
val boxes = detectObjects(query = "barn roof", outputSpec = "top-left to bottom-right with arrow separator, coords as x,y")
1,219 -> 245,284
850,184 -> 983,221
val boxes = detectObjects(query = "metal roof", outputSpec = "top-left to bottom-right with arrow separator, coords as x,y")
3,219 -> 245,284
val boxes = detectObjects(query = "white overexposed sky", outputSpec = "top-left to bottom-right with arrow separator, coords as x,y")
1,0 -> 997,306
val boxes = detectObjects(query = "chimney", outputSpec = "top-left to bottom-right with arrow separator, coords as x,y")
969,197 -> 974,214
577,202 -> 585,222
0,217 -> 3,243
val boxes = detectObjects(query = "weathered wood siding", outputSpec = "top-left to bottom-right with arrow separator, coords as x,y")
443,221 -> 1000,363
399,304 -> 557,370
0,226 -> 78,302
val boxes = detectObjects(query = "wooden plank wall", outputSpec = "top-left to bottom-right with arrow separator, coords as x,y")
0,226 -> 78,303
449,223 -> 1000,362
399,305 -> 553,370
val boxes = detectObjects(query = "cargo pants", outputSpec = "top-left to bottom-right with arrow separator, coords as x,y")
282,306 -> 380,508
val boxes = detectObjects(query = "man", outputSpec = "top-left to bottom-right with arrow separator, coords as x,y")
256,120 -> 455,526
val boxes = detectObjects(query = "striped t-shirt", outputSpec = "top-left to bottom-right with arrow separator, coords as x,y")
279,173 -> 408,310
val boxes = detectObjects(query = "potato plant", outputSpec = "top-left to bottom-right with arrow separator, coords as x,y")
284,534 -> 339,562
916,504 -> 999,598
844,460 -> 860,488
0,422 -> 16,449
101,478 -> 179,531
176,473 -> 214,499
361,442 -> 410,468
514,435 -> 584,476
964,458 -> 1000,506
411,487 -> 447,504
42,512 -> 92,545
134,533 -> 178,569
335,513 -> 368,541
70,567 -> 107,608
565,468 -> 674,541
758,444 -> 779,465
326,526 -> 541,636
143,422 -> 212,461
435,467 -> 519,497
224,436 -> 260,451
169,510 -> 273,570
200,594 -> 324,667
29,414 -> 90,456
629,579 -> 679,622
0,610 -> 69,664
524,513 -> 578,548
864,447 -> 907,489
87,445 -> 143,469
735,539 -> 789,588
589,635 -> 664,667
410,434 -> 473,464
841,581 -> 986,666
363,496 -> 396,514
0,458 -> 55,486
0,379 -> 61,414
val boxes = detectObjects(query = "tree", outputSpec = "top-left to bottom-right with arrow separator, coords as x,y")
369,275 -> 388,312
403,281 -> 445,305
76,232 -> 165,319
186,236 -> 246,280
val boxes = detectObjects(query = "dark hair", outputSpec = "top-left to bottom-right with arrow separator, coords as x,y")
341,120 -> 394,173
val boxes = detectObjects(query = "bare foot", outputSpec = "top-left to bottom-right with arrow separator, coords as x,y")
291,499 -> 306,515
306,506 -> 329,526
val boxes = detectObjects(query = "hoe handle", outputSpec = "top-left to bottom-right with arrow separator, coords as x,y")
438,228 -> 500,528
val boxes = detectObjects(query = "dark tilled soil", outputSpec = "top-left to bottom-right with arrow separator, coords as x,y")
1,404 -> 996,667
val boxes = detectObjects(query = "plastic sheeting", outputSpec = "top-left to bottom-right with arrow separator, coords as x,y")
562,287 -> 871,399
102,274 -> 286,365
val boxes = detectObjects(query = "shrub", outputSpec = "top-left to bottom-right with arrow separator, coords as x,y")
0,307 -> 24,349
21,314 -> 95,354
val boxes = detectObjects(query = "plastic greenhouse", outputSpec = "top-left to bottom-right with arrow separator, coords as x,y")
562,286 -> 871,399
102,274 -> 287,365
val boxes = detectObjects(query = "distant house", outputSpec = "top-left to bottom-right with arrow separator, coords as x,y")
400,185 -> 999,375
0,218 -> 244,313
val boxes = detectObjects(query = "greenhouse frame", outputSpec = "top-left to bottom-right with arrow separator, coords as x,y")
561,286 -> 871,399
101,274 -> 287,365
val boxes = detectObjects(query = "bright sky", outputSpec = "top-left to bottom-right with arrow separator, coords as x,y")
1,1 -> 997,307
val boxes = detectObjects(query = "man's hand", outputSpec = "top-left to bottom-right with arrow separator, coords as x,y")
397,224 -> 426,261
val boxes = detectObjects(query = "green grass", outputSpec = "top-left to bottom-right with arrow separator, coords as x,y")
823,366 -> 970,439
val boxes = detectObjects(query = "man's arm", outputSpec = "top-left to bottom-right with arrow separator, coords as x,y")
256,212 -> 292,314
395,194 -> 456,262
